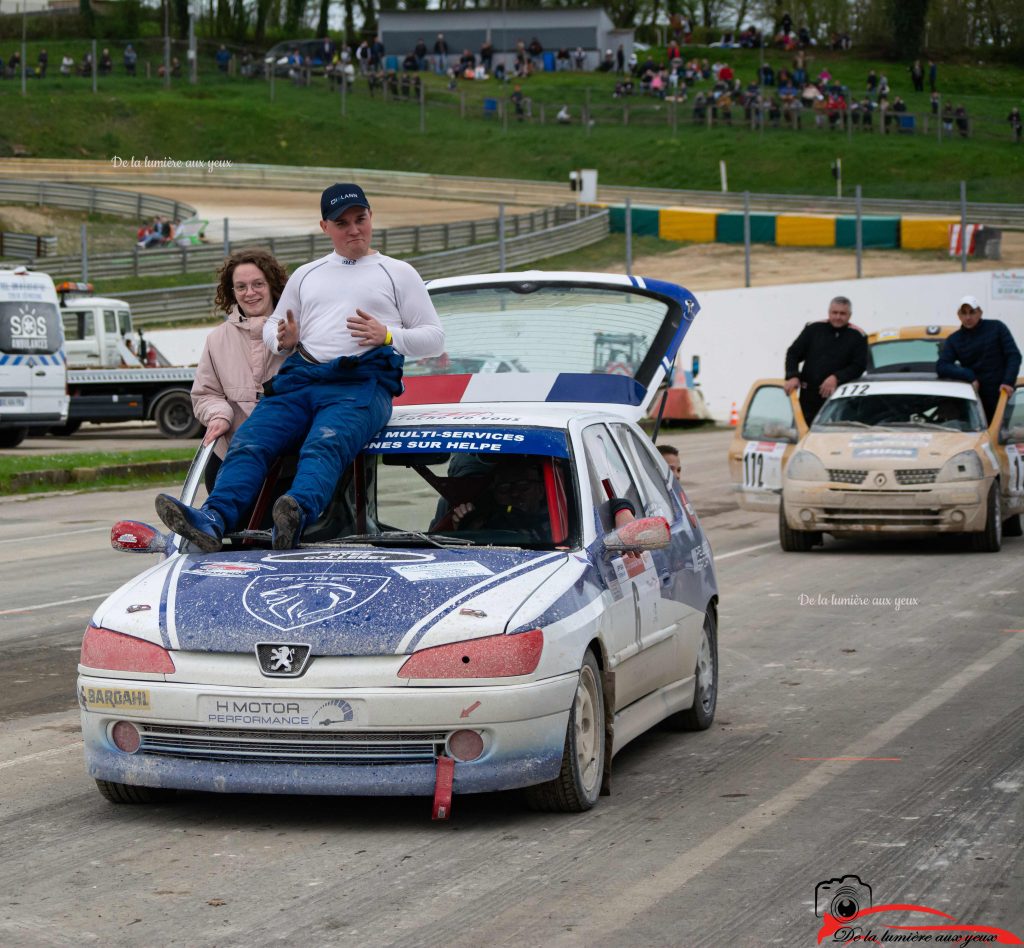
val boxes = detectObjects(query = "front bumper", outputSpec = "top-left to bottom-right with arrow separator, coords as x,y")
782,481 -> 987,533
79,672 -> 578,796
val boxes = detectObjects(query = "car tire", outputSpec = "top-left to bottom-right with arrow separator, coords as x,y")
524,649 -> 605,813
666,608 -> 718,731
779,502 -> 817,552
0,427 -> 29,448
49,420 -> 82,437
970,483 -> 1002,553
153,391 -> 202,439
1003,513 -> 1022,538
95,779 -> 176,804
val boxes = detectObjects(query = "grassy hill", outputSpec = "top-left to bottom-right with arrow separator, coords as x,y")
1,42 -> 1022,202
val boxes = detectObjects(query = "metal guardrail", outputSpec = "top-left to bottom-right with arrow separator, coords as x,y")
1,160 -> 1020,230
19,204 -> 587,281
120,209 -> 610,325
0,179 -> 196,223
0,231 -> 56,257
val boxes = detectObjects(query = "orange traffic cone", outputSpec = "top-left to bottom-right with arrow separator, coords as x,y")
729,402 -> 739,427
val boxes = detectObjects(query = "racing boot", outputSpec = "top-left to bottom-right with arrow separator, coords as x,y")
272,494 -> 306,550
155,494 -> 225,553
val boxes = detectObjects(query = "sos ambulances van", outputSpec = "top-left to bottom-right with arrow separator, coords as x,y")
0,267 -> 68,447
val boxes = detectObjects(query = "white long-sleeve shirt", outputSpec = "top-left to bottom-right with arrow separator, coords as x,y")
264,251 -> 445,363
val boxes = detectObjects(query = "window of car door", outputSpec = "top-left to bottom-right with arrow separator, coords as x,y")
610,424 -> 677,523
743,384 -> 796,440
581,423 -> 642,533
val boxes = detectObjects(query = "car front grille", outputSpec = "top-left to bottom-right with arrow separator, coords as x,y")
821,508 -> 943,527
828,468 -> 867,484
895,468 -> 939,485
137,725 -> 447,765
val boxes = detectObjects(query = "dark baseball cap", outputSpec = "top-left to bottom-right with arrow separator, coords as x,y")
321,183 -> 370,221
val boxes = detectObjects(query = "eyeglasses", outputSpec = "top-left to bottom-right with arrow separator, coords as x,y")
233,280 -> 268,294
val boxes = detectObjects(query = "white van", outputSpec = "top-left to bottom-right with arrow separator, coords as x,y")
0,267 -> 69,448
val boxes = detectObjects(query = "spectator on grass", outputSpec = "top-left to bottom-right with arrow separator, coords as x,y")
930,91 -> 940,115
7,49 -> 20,78
511,84 -> 526,120
414,38 -> 427,71
79,50 -> 94,77
928,59 -> 937,92
942,102 -> 954,133
216,45 -> 231,72
627,50 -> 638,74
692,91 -> 707,122
557,104 -> 571,124
1010,108 -> 1022,144
433,33 -> 449,74
527,37 -> 543,70
124,43 -> 137,77
370,36 -> 385,71
99,48 -> 112,75
574,47 -> 586,71
479,39 -> 493,72
556,47 -> 571,71
616,45 -> 625,74
356,40 -> 370,75
955,104 -> 969,138
60,53 -> 74,77
36,49 -> 47,78
909,59 -> 923,92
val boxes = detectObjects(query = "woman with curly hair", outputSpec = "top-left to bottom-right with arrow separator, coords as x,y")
191,248 -> 289,486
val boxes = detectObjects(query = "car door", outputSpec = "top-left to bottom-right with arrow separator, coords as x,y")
580,422 -> 658,710
61,307 -> 99,366
991,380 -> 1024,519
728,380 -> 808,512
612,422 -> 704,695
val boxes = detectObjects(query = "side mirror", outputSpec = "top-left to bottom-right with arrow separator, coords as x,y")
111,520 -> 168,554
603,516 -> 671,552
999,425 -> 1024,445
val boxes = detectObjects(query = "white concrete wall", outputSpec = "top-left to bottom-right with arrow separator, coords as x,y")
683,269 -> 1024,422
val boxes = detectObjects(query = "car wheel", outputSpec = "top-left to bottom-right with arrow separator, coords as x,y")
95,779 -> 176,804
154,391 -> 202,439
525,649 -> 605,813
970,483 -> 1002,553
49,420 -> 82,437
0,427 -> 29,448
1003,513 -> 1022,538
779,502 -> 817,552
666,609 -> 718,731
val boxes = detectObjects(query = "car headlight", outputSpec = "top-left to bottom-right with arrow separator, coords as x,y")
936,450 -> 984,482
786,450 -> 828,482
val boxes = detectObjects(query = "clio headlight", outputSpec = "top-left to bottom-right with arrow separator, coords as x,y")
786,450 -> 828,482
936,450 -> 984,482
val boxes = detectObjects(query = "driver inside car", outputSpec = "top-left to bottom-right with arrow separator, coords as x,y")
449,458 -> 551,542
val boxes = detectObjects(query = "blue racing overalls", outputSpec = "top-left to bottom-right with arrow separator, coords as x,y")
204,346 -> 404,529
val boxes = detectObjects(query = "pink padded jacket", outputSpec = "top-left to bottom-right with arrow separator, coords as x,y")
190,306 -> 286,457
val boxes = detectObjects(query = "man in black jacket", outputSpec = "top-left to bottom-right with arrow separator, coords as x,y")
937,295 -> 1021,422
784,296 -> 867,423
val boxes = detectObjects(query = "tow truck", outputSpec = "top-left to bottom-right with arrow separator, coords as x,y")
57,282 -> 208,438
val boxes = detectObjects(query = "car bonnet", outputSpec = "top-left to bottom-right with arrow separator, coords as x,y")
96,547 -> 570,657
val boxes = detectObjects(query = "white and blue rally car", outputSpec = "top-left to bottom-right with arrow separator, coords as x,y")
79,273 -> 719,817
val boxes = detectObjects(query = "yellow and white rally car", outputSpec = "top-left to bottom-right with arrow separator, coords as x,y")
729,374 -> 1024,552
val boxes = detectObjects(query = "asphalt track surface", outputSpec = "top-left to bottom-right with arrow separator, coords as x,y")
1,426 -> 1022,947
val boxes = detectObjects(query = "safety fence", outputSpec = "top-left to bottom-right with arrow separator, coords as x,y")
118,209 -> 609,325
0,231 -> 56,257
0,179 -> 196,223
13,203 -> 594,280
2,161 -> 1021,230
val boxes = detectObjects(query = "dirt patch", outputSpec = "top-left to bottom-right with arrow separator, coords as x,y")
0,206 -> 140,257
132,186 -> 536,241
603,231 -> 1024,292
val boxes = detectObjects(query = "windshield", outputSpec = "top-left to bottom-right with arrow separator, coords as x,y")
869,339 -> 944,370
816,392 -> 984,432
419,282 -> 676,387
365,426 -> 576,549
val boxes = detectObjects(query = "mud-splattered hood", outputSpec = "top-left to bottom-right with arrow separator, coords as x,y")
94,546 -> 570,656
801,428 -> 988,468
